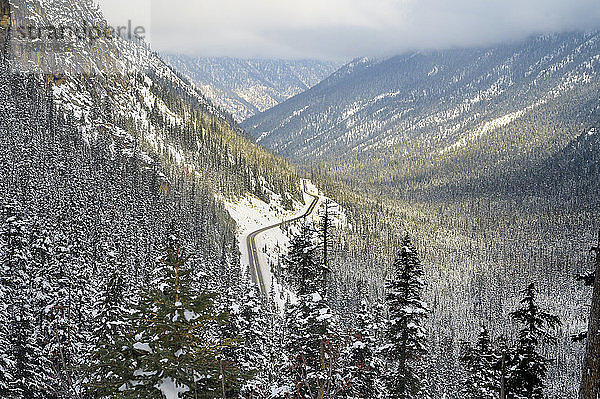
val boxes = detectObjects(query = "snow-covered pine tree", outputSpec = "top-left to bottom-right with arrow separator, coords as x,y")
283,290 -> 342,399
266,282 -> 286,396
123,233 -> 237,398
281,224 -> 321,397
29,222 -> 64,397
318,199 -> 335,297
506,283 -> 560,399
232,281 -> 271,398
427,335 -> 462,399
281,223 -> 344,398
459,326 -> 500,398
63,217 -> 96,377
283,223 -> 320,295
383,234 -> 429,399
0,203 -> 47,398
43,231 -> 84,397
87,249 -> 137,398
218,285 -> 245,398
342,299 -> 381,398
0,207 -> 13,397
218,272 -> 269,398
0,322 -> 9,398
371,301 -> 387,349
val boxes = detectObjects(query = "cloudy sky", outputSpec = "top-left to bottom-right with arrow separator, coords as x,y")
97,0 -> 600,61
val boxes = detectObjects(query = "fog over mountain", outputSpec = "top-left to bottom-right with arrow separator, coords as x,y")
99,0 -> 600,60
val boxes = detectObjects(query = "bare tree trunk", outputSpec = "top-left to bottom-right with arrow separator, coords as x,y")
220,357 -> 227,399
500,350 -> 506,399
54,327 -> 80,399
580,229 -> 600,399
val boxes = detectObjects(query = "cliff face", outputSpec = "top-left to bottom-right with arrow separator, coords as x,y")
0,0 -> 9,60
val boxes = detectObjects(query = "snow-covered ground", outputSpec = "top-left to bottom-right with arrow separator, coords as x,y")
222,180 -> 347,310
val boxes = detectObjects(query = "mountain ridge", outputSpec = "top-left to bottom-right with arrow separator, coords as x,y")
163,55 -> 339,122
243,31 -> 600,198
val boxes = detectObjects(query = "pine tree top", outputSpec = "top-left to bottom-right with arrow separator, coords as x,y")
511,282 -> 561,346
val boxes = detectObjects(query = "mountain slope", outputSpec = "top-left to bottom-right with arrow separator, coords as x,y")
1,0 -> 309,288
0,0 -> 313,396
243,32 -> 600,196
163,55 -> 339,122
9,0 -> 304,202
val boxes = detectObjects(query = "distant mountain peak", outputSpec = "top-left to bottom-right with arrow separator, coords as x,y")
163,55 -> 339,122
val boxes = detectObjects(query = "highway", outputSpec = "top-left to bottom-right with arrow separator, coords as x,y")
246,192 -> 319,296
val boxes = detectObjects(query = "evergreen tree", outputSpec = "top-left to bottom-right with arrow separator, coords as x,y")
87,250 -> 136,397
506,283 -> 560,399
283,224 -> 320,295
460,326 -> 500,398
0,203 -> 47,398
43,231 -> 83,398
383,234 -> 429,399
217,285 -> 244,399
283,290 -> 341,398
121,234 -> 237,398
0,323 -> 10,397
266,283 -> 286,396
229,281 -> 270,398
318,200 -> 335,297
0,211 -> 13,398
342,299 -> 381,398
281,224 -> 343,398
217,273 -> 268,399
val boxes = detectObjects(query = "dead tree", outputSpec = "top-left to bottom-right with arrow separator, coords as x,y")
580,229 -> 600,399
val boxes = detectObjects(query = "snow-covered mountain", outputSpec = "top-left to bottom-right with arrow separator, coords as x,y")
243,32 -> 600,196
2,1 -> 599,398
0,0 -> 310,397
5,0 -> 302,201
163,55 -> 339,122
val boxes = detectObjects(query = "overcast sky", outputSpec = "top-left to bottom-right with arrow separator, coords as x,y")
97,0 -> 600,61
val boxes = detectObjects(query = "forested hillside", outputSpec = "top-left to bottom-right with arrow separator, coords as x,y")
244,32 -> 600,198
1,0 -> 599,398
0,50 -> 247,397
243,31 -> 600,398
0,0 -> 306,396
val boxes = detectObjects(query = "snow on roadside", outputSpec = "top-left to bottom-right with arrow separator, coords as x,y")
221,180 -> 348,311
221,184 -> 315,308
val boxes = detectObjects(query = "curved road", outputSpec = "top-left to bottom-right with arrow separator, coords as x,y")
247,193 -> 319,296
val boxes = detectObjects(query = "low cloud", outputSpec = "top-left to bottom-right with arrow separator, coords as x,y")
97,0 -> 600,61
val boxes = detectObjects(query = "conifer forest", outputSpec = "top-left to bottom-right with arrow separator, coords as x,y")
1,0 -> 600,398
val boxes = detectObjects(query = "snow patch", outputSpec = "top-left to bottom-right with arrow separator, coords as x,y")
157,378 -> 189,399
133,342 -> 152,353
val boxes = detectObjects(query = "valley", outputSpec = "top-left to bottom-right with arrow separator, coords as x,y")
0,0 -> 598,398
